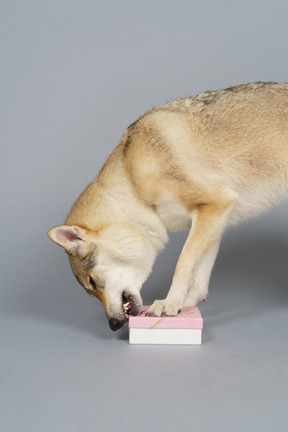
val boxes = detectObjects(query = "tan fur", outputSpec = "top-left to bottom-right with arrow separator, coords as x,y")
48,82 -> 288,329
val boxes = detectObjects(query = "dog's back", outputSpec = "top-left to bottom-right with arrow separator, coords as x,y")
123,82 -> 288,225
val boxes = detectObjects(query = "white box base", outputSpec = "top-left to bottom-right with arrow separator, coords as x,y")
129,328 -> 202,345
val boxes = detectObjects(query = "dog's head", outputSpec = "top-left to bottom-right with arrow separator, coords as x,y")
48,224 -> 154,330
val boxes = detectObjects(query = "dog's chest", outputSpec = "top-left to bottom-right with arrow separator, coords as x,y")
156,197 -> 192,232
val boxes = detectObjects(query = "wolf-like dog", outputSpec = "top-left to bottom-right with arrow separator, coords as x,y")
48,82 -> 288,331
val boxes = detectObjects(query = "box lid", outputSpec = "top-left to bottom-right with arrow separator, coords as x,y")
128,306 -> 203,329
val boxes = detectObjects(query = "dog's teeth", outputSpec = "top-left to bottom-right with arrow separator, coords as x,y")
123,300 -> 131,318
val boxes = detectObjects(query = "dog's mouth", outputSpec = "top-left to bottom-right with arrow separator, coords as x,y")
109,292 -> 142,331
122,292 -> 142,319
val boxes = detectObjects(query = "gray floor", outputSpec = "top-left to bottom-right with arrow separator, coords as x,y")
1,2 -> 288,431
1,212 -> 288,432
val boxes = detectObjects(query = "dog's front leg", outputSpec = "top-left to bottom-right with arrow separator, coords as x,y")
183,238 -> 220,306
147,196 -> 235,316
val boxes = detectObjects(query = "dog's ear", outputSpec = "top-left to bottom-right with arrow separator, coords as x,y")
48,225 -> 86,255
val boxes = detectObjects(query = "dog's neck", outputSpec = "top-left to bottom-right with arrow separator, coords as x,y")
66,155 -> 168,255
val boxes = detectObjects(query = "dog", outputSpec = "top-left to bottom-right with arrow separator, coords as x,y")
48,82 -> 288,331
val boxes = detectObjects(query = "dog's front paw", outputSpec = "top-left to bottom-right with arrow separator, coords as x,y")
146,299 -> 182,317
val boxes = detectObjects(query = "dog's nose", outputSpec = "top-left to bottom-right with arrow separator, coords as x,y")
109,318 -> 125,331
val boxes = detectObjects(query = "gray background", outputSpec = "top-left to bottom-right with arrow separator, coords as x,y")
1,1 -> 288,431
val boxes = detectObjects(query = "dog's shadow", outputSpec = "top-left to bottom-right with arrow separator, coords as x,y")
9,229 -> 288,341
200,231 -> 288,343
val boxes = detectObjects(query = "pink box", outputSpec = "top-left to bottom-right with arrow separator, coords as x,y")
129,306 -> 203,345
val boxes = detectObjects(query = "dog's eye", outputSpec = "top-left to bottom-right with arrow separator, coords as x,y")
89,276 -> 96,289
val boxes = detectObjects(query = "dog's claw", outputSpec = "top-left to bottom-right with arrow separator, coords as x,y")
145,311 -> 159,317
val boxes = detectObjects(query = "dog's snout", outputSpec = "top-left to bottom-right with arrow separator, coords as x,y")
109,318 -> 125,331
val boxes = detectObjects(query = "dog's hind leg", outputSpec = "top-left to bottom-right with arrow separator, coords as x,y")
147,188 -> 237,316
183,238 -> 220,307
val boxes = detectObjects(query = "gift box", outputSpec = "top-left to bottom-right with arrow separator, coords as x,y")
129,306 -> 203,345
